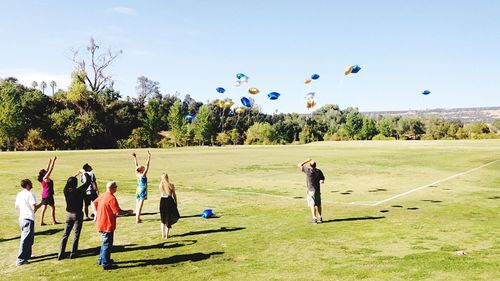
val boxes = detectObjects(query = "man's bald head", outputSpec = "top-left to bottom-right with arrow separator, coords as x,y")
310,160 -> 316,168
106,181 -> 118,193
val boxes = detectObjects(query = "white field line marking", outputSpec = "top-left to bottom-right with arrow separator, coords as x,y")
183,186 -> 352,205
349,201 -> 378,206
371,159 -> 500,206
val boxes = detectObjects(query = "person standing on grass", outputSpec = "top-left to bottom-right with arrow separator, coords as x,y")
159,173 -> 180,239
58,171 -> 92,260
132,151 -> 151,223
297,158 -> 325,224
92,181 -> 133,270
15,179 -> 42,265
38,156 -> 60,225
81,163 -> 99,221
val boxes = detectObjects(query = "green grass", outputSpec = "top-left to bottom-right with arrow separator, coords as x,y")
0,140 -> 499,281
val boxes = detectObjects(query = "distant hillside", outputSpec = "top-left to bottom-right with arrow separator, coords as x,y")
362,107 -> 500,123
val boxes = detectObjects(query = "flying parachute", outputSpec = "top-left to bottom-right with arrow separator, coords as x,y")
235,107 -> 246,114
311,74 -> 320,80
422,90 -> 431,95
267,92 -> 280,100
216,87 -> 226,93
248,88 -> 260,95
304,78 -> 312,84
224,101 -> 234,108
185,114 -> 195,122
241,97 -> 253,108
344,65 -> 361,75
306,99 -> 316,109
305,92 -> 315,100
235,73 -> 249,85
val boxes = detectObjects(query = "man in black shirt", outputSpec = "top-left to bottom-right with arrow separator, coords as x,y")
58,170 -> 91,260
298,159 -> 325,224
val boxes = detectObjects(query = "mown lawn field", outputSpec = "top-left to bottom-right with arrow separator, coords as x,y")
0,140 -> 499,281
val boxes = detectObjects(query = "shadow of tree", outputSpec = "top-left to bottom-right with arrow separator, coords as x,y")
322,216 -> 385,223
114,251 -> 224,269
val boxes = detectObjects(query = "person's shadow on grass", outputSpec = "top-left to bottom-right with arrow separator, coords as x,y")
321,216 -> 385,223
114,251 -> 224,269
1,228 -> 64,243
172,227 -> 246,238
30,240 -> 198,263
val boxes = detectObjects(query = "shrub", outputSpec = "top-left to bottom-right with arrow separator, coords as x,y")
22,129 -> 52,151
372,134 -> 396,141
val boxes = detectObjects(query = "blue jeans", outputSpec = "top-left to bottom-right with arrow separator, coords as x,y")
17,219 -> 35,264
98,232 -> 114,267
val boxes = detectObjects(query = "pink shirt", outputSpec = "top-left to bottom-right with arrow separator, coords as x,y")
41,180 -> 54,199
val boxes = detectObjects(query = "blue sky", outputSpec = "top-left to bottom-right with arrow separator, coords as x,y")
1,0 -> 499,113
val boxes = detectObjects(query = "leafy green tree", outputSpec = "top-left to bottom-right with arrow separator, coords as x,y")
377,115 -> 399,138
167,100 -> 186,147
193,104 -> 215,145
142,99 -> 165,147
314,104 -> 343,134
344,110 -> 363,139
245,122 -> 274,144
425,117 -> 450,139
397,117 -> 425,139
23,128 -> 52,150
0,80 -> 28,149
359,116 -> 378,140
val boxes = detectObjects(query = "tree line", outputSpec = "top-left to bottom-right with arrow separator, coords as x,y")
1,39 -> 498,151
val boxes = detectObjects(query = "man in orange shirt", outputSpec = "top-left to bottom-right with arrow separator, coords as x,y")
92,181 -> 132,270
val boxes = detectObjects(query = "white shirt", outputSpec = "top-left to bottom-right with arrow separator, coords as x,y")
15,189 -> 37,221
81,171 -> 96,193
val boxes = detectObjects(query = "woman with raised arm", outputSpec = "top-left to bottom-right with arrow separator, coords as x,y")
39,156 -> 60,225
132,151 -> 151,223
159,173 -> 180,239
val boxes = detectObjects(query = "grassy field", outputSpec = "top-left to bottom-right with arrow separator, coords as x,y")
0,140 -> 499,281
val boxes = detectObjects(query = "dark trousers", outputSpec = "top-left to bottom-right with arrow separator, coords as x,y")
59,212 -> 83,258
98,232 -> 114,267
17,219 -> 35,264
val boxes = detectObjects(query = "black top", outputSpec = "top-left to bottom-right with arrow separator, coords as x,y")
64,173 -> 91,214
302,166 -> 325,192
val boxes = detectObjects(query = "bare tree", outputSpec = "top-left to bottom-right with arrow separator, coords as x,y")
31,81 -> 38,89
40,81 -> 47,94
136,76 -> 160,106
72,37 -> 122,94
50,80 -> 57,95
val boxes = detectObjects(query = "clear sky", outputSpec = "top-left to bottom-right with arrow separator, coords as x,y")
1,0 -> 499,113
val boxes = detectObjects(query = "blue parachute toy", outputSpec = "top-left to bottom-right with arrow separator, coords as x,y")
241,97 -> 253,108
236,73 -> 246,79
351,65 -> 361,73
422,90 -> 431,95
267,92 -> 280,100
311,73 -> 320,80
216,87 -> 226,93
185,114 -> 195,122
201,209 -> 213,219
